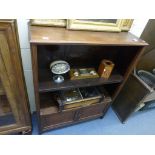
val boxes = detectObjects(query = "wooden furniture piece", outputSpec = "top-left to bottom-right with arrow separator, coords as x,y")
113,73 -> 153,122
29,25 -> 147,134
0,20 -> 31,134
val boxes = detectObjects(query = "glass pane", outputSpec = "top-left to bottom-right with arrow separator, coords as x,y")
0,80 -> 16,126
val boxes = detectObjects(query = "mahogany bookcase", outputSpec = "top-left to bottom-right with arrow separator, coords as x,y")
29,26 -> 147,134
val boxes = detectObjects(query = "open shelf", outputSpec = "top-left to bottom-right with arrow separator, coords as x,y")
30,25 -> 147,133
39,86 -> 112,116
0,82 -> 5,96
38,69 -> 123,93
39,92 -> 59,116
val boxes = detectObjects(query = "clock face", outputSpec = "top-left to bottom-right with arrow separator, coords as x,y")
50,61 -> 70,74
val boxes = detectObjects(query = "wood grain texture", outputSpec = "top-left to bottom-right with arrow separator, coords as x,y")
39,69 -> 123,93
30,25 -> 147,133
41,101 -> 111,131
30,44 -> 42,133
29,26 -> 148,46
0,20 -> 31,134
0,81 -> 5,95
112,74 -> 151,122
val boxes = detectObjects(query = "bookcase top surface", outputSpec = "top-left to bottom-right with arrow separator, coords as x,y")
29,26 -> 148,46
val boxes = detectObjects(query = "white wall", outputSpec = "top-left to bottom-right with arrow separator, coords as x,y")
17,19 -> 35,112
130,19 -> 149,37
17,19 -> 149,113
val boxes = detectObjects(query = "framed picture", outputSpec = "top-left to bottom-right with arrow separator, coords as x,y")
30,19 -> 66,27
67,19 -> 133,32
121,19 -> 134,31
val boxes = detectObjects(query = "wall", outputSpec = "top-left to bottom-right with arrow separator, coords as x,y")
17,19 -> 35,112
17,19 -> 149,113
137,19 -> 155,71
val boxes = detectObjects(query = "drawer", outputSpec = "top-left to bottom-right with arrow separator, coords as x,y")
41,101 -> 110,131
41,109 -> 74,130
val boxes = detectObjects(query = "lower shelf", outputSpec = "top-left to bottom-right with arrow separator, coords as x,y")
0,82 -> 5,96
39,88 -> 112,133
42,113 -> 104,132
38,69 -> 123,93
40,101 -> 111,132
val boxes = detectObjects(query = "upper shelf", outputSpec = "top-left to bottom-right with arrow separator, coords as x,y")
29,26 -> 148,46
38,69 -> 123,93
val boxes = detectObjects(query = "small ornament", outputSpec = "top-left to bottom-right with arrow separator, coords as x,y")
98,59 -> 114,79
50,60 -> 70,83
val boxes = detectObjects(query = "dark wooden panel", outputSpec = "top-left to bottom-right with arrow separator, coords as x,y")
41,108 -> 74,129
112,74 -> 151,122
29,26 -> 147,46
39,88 -> 112,132
0,20 -> 31,134
41,101 -> 110,131
37,45 -> 119,69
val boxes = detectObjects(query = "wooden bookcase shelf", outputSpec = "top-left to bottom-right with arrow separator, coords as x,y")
30,26 -> 147,134
39,89 -> 112,116
38,69 -> 123,93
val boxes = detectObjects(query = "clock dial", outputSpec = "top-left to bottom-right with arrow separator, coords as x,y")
50,60 -> 70,74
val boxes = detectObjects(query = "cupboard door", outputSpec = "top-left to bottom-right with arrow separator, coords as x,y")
0,81 -> 16,126
0,48 -> 21,129
0,20 -> 31,134
112,74 -> 151,122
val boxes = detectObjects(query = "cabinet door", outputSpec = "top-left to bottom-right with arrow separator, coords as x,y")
112,74 -> 151,122
0,20 -> 31,134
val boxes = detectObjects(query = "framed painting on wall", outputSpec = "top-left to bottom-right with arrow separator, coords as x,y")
67,19 -> 133,32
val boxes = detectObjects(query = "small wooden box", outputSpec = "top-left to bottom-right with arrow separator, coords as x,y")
56,87 -> 103,111
70,68 -> 99,80
98,59 -> 114,79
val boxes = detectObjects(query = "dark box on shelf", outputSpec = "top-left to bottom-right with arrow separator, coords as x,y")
56,87 -> 103,111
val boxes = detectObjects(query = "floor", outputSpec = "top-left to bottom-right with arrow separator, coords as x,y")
32,107 -> 155,135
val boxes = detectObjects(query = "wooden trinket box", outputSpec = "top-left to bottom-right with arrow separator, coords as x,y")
70,68 -> 99,80
98,59 -> 115,79
56,87 -> 103,111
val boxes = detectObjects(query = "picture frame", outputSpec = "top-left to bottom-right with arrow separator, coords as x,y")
121,19 -> 134,31
30,19 -> 66,27
67,19 -> 133,32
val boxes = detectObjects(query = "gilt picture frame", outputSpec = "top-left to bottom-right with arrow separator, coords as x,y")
121,19 -> 134,31
67,19 -> 133,32
30,19 -> 66,27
